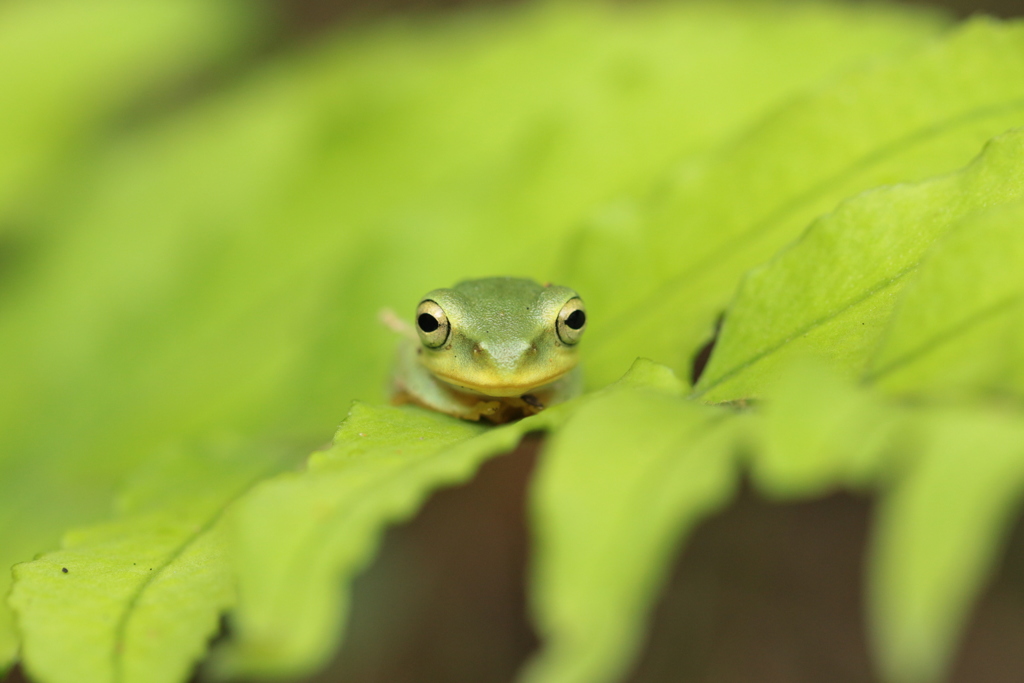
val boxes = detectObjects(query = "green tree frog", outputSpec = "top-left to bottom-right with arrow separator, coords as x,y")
389,277 -> 586,423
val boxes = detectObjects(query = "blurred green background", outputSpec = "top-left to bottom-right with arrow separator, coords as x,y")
3,0 -> 1024,682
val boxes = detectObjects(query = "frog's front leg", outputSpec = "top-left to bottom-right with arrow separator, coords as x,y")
391,341 -> 502,421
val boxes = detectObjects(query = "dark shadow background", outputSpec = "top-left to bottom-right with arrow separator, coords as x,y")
274,0 -> 1024,43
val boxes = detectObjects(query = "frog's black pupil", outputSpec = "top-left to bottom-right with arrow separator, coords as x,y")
566,309 -> 586,330
418,313 -> 440,333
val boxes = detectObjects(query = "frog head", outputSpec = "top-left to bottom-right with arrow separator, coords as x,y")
413,277 -> 586,397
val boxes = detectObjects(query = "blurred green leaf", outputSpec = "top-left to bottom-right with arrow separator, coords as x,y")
0,0 -> 251,231
523,353 -> 1024,683
755,359 -> 904,496
0,0 -> 947,460
870,200 -> 1024,399
750,364 -> 1024,683
214,359 -> 686,680
694,127 -> 1024,401
213,402 -> 547,678
522,366 -> 744,683
8,439 -> 292,683
870,408 -> 1024,683
581,18 -> 1024,390
0,0 -> 253,668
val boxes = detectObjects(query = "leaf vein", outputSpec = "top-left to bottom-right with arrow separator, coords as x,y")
866,292 -> 1023,382
595,97 -> 1024,350
111,462 -> 281,683
692,264 -> 917,398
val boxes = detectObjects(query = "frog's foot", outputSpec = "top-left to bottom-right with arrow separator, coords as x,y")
477,395 -> 550,423
391,380 -> 552,424
391,384 -> 502,422
440,393 -> 543,424
463,400 -> 503,422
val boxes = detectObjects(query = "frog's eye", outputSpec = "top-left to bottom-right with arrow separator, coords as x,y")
416,300 -> 450,348
556,297 -> 586,345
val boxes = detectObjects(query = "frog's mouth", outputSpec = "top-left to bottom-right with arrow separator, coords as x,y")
432,369 -> 570,398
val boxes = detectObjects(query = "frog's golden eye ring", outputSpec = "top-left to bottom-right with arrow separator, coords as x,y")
556,297 -> 586,345
416,300 -> 450,348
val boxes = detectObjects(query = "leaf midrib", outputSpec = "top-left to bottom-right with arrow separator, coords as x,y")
111,464 -> 280,683
592,98 -> 1024,354
865,292 -> 1023,382
692,264 -> 917,398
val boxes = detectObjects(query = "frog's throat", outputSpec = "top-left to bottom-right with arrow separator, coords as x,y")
431,368 -> 570,398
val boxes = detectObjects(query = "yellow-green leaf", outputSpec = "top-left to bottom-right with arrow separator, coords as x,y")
582,19 -> 1024,390
870,409 -> 1024,683
870,200 -> 1024,399
522,373 -> 744,683
9,440 -> 291,683
694,128 -> 1024,401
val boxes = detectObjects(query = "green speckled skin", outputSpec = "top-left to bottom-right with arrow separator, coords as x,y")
392,277 -> 584,423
